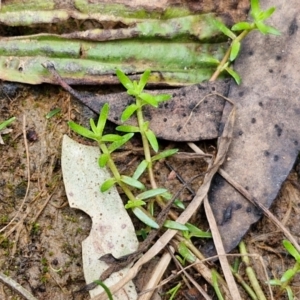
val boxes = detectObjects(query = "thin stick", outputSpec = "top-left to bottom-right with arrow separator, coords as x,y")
91,97 -> 236,300
138,249 -> 173,300
204,195 -> 242,300
168,247 -> 212,300
0,272 -> 37,300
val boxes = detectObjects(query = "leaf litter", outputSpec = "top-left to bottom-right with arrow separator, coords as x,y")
1,0 -> 300,296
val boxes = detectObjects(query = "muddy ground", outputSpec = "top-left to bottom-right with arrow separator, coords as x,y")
0,81 -> 300,300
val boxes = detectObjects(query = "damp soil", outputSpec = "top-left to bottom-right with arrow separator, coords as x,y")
0,82 -> 300,300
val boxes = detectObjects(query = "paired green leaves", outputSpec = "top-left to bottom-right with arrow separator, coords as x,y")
69,70 -> 177,229
212,0 -> 279,84
117,69 -> 150,97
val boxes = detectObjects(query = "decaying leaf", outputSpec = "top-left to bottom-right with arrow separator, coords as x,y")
204,0 -> 300,255
61,135 -> 138,299
0,0 -> 250,86
0,35 -> 227,86
44,64 -> 231,141
0,0 -> 249,26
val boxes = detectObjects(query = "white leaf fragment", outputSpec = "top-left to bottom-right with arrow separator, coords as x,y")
61,135 -> 138,299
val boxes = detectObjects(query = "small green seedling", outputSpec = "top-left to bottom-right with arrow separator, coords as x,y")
165,283 -> 182,300
267,240 -> 300,300
69,69 -> 179,228
0,117 -> 16,144
211,0 -> 280,83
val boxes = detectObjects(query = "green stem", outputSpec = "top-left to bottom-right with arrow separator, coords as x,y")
209,29 -> 250,82
135,98 -> 156,187
135,97 -> 179,220
99,142 -> 136,201
99,141 -> 156,219
239,241 -> 267,300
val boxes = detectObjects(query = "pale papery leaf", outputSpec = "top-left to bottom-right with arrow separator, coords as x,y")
61,135 -> 138,299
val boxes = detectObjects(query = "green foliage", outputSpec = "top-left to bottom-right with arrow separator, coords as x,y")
132,207 -> 159,229
177,241 -> 196,263
46,108 -> 61,119
267,240 -> 300,300
165,283 -> 181,300
94,280 -> 114,300
212,0 -> 280,84
163,220 -> 189,231
0,117 -> 16,131
69,70 -> 177,229
182,223 -> 212,240
212,270 -> 225,300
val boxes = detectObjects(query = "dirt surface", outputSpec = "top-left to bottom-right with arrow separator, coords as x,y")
1,1 -> 300,299
1,81 -> 300,300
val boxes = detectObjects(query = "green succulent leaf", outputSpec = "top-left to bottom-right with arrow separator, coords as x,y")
90,118 -> 97,134
138,69 -> 151,92
120,175 -> 145,190
68,121 -> 97,140
137,188 -> 168,200
161,192 -> 172,200
281,269 -> 295,283
285,286 -> 294,300
139,93 -> 159,107
46,108 -> 61,119
108,133 -> 134,153
0,117 -> 16,131
267,279 -> 281,286
259,7 -> 276,21
121,104 -> 138,122
101,134 -> 123,142
116,125 -> 140,133
255,21 -> 280,35
232,22 -> 253,31
145,129 -> 159,152
225,67 -> 241,85
100,178 -> 117,192
213,18 -> 236,39
230,40 -> 241,61
132,207 -> 159,229
184,223 -> 212,238
199,55 -> 220,65
163,220 -> 189,231
116,69 -> 134,90
151,149 -> 178,161
178,241 -> 196,263
125,199 -> 146,209
250,0 -> 260,19
283,240 -> 300,262
133,160 -> 148,180
154,94 -> 172,103
98,153 -> 109,168
97,103 -> 109,136
174,199 -> 185,210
